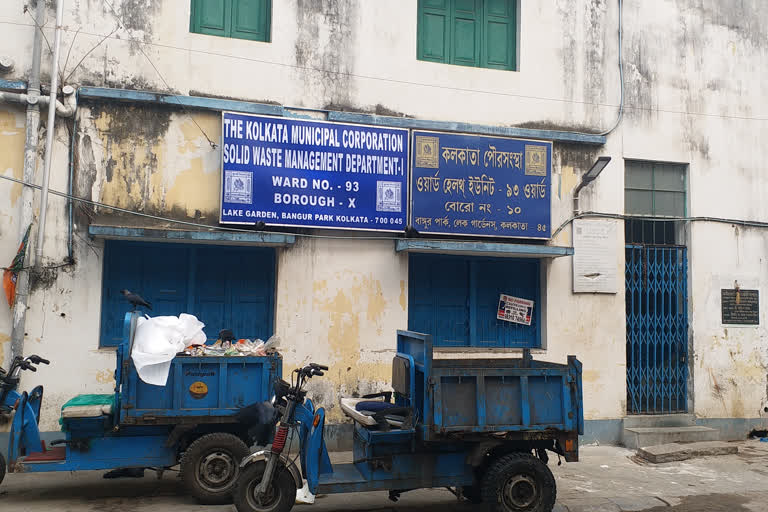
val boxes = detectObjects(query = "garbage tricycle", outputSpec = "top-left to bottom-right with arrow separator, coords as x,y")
235,330 -> 583,512
0,311 -> 282,504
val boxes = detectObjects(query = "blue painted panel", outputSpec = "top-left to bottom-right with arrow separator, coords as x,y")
528,376 -> 564,425
408,254 -> 540,348
440,376 -> 478,426
225,362 -> 267,408
474,259 -> 539,348
123,353 -> 281,420
410,130 -> 552,238
220,112 -> 409,231
408,254 -> 469,346
21,435 -> 175,472
100,241 -> 275,346
485,376 -> 522,425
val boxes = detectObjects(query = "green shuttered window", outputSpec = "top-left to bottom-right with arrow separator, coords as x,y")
417,0 -> 517,71
190,0 -> 271,42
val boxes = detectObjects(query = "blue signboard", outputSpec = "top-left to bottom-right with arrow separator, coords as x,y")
410,131 -> 552,239
220,112 -> 409,232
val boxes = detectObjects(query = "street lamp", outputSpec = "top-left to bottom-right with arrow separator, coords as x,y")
573,156 -> 611,214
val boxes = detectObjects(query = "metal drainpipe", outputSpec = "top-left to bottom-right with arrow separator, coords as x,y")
35,0 -> 65,268
9,0 -> 45,363
67,94 -> 78,263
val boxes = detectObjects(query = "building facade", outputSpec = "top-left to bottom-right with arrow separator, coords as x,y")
1,0 -> 766,447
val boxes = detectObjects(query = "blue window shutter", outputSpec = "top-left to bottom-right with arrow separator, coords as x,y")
193,247 -> 229,342
100,242 -> 142,347
474,259 -> 539,348
141,244 -> 190,318
408,254 -> 470,347
100,241 -> 275,347
408,254 -> 540,349
195,246 -> 275,342
227,248 -> 275,341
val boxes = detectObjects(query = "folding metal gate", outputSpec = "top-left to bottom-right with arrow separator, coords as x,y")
625,245 -> 688,414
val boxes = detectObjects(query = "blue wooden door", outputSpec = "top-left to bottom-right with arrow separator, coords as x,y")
101,241 -> 275,346
408,254 -> 540,348
625,245 -> 688,414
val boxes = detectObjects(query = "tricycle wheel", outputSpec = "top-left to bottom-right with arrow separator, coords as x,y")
480,453 -> 556,512
234,460 -> 297,512
180,432 -> 249,505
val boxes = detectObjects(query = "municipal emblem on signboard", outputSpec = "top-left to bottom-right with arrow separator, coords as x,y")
415,136 -> 439,169
224,170 -> 252,204
377,181 -> 401,212
524,145 -> 547,176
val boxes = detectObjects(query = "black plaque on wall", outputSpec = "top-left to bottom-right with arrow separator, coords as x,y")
721,289 -> 759,325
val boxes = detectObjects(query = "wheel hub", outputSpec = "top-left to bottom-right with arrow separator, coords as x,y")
249,478 -> 279,509
503,474 -> 538,509
200,451 -> 235,487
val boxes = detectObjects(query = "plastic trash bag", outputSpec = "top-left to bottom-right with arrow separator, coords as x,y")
263,334 -> 281,352
131,314 -> 206,386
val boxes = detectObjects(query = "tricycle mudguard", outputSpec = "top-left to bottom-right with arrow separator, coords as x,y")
240,450 -> 303,489
6,390 -> 43,465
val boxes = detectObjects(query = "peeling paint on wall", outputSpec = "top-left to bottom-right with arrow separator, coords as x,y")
0,108 -> 26,208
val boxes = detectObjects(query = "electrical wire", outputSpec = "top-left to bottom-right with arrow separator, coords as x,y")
2,19 -> 766,123
0,173 -> 399,240
3,172 -> 768,245
551,211 -> 768,239
598,0 -> 624,136
100,0 -> 218,149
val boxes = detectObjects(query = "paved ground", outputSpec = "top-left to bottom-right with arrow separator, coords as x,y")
1,440 -> 767,511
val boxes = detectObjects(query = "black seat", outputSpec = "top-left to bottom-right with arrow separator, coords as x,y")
339,356 -> 415,430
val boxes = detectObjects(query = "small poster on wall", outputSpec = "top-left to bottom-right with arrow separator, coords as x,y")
497,294 -> 534,326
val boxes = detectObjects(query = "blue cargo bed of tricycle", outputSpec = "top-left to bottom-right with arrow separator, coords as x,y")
298,330 -> 584,498
6,310 -> 282,489
116,312 -> 282,425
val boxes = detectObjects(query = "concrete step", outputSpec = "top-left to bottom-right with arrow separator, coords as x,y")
637,441 -> 738,463
622,426 -> 719,449
623,414 -> 696,429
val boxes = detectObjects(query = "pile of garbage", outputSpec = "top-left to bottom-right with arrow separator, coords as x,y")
183,335 -> 280,357
131,314 -> 281,386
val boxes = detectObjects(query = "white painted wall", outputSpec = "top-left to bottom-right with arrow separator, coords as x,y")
0,0 -> 765,433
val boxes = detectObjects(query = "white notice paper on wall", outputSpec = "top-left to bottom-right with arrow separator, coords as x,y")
497,294 -> 534,325
573,218 -> 618,293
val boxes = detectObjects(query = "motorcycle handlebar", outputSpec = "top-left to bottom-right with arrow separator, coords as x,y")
28,355 -> 50,365
310,363 -> 328,371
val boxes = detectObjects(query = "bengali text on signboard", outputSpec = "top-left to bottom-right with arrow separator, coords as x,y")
721,289 -> 759,325
410,131 -> 552,238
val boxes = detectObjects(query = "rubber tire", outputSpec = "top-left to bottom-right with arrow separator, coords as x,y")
234,460 -> 297,512
0,451 -> 5,487
180,433 -> 249,505
480,453 -> 556,512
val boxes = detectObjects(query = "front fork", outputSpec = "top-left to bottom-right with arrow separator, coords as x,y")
255,400 -> 296,497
